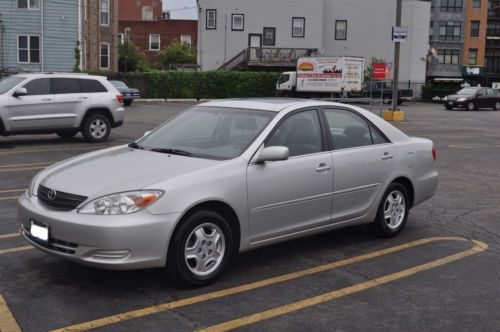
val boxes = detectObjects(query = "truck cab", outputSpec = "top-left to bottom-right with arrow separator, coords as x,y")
276,72 -> 297,96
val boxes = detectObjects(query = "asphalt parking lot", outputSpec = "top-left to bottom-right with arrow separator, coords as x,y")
0,101 -> 499,331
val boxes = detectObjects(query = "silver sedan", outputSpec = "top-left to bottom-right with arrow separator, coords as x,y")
18,99 -> 438,286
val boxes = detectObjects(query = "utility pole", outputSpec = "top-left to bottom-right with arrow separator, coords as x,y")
392,0 -> 402,112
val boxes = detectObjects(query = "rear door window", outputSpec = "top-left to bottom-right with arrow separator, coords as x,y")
53,78 -> 81,94
22,78 -> 51,96
80,79 -> 107,93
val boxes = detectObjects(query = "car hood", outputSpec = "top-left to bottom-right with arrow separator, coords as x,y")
447,94 -> 472,100
39,146 -> 219,199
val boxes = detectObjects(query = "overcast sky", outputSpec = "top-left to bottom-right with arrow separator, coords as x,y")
163,0 -> 198,20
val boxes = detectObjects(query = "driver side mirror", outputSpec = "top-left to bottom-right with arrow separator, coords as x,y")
13,88 -> 28,98
143,131 -> 151,137
255,146 -> 289,164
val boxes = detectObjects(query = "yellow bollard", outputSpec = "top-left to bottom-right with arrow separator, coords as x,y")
383,109 -> 405,122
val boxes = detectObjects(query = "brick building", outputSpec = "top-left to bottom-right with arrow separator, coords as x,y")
119,0 -> 163,21
119,20 -> 198,65
81,0 -> 119,72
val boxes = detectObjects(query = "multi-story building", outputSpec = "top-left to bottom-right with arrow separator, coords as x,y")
197,0 -> 431,95
118,0 -> 198,67
485,0 -> 500,84
0,0 -> 79,73
81,0 -> 119,72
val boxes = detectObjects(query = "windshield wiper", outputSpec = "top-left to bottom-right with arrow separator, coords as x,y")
128,142 -> 144,150
149,148 -> 196,157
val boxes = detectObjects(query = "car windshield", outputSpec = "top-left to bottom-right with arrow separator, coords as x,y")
138,106 -> 275,160
278,74 -> 290,84
110,80 -> 128,88
457,88 -> 479,95
0,76 -> 26,95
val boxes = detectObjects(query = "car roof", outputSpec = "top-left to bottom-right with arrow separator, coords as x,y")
9,73 -> 107,80
199,98 -> 347,112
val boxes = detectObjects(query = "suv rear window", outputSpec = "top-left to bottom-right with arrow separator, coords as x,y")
80,79 -> 107,93
54,78 -> 80,94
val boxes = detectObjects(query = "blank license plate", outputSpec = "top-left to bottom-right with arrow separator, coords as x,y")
30,220 -> 49,243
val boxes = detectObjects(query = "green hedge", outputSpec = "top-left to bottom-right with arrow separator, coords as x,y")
109,71 -> 282,99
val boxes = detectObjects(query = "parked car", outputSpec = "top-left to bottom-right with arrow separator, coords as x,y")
0,73 -> 124,142
362,81 -> 414,105
18,99 -> 438,286
110,80 -> 140,106
444,87 -> 500,111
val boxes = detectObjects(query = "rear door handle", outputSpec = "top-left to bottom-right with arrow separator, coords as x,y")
41,98 -> 52,102
316,163 -> 331,172
381,152 -> 394,160
78,96 -> 88,100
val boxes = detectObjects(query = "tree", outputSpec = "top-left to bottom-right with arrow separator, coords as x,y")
158,40 -> 196,68
119,40 -> 149,72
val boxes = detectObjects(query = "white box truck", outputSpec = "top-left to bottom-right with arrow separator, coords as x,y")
276,56 -> 365,98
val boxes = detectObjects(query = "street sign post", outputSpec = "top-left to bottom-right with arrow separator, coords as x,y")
392,27 -> 408,42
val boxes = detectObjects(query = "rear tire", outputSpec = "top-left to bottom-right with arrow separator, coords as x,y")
82,113 -> 111,143
370,182 -> 409,238
166,210 -> 234,287
382,95 -> 391,105
56,130 -> 78,139
494,101 -> 500,111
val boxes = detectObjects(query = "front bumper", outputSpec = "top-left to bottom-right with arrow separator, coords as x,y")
445,100 -> 468,108
18,193 -> 180,270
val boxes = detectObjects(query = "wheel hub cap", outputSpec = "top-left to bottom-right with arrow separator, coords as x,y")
90,120 -> 107,138
383,190 -> 406,230
184,223 -> 225,276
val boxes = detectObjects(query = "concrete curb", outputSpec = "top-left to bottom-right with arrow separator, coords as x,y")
165,99 -> 216,103
135,99 -> 165,103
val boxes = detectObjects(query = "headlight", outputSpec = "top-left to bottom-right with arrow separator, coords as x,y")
457,97 -> 467,102
78,190 -> 164,215
443,96 -> 448,101
26,174 -> 39,198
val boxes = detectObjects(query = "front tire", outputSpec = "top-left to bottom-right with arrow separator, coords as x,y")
494,101 -> 500,111
382,95 -> 391,105
370,183 -> 409,238
445,105 -> 453,110
82,114 -> 111,143
166,210 -> 234,286
467,102 -> 476,111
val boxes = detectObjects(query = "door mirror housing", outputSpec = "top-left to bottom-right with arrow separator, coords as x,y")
13,88 -> 28,98
256,146 -> 289,163
143,130 -> 152,137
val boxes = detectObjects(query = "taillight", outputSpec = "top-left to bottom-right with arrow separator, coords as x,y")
116,95 -> 124,103
432,144 -> 436,161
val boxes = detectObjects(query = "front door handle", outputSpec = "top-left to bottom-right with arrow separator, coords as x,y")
381,152 -> 394,160
316,163 -> 331,172
78,96 -> 89,100
41,98 -> 52,102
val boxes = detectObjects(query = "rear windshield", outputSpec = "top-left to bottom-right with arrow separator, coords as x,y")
0,76 -> 26,95
110,80 -> 128,88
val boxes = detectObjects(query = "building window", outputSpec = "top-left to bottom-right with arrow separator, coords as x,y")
100,42 -> 110,69
472,0 -> 481,8
231,14 -> 244,31
149,34 -> 160,51
335,20 -> 347,40
437,49 -> 460,64
486,50 -> 500,72
440,0 -> 463,12
439,21 -> 461,41
100,0 -> 109,25
292,17 -> 305,37
18,0 -> 40,9
469,49 -> 478,65
471,21 -> 480,37
118,33 -> 124,45
180,34 -> 192,48
206,9 -> 216,30
263,27 -> 276,46
18,36 -> 40,63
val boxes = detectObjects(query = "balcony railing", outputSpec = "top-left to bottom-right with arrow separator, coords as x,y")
246,47 -> 317,67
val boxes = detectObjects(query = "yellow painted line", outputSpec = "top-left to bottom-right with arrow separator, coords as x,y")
199,240 -> 488,332
0,166 -> 46,173
0,189 -> 25,194
0,294 -> 22,332
449,143 -> 500,149
0,197 -> 19,201
0,245 -> 33,256
0,162 -> 53,168
52,236 -> 466,332
0,145 -> 116,156
0,233 -> 20,240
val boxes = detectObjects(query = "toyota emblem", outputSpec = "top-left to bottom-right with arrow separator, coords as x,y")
47,189 -> 57,201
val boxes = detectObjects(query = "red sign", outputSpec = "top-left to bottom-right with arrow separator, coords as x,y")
373,63 -> 387,79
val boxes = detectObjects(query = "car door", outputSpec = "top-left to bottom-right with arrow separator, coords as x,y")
53,78 -> 88,128
8,78 -> 54,131
486,88 -> 498,108
247,109 -> 334,243
476,88 -> 489,108
322,107 -> 396,222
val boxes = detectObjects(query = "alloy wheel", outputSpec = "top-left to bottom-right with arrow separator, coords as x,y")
383,190 -> 406,230
90,119 -> 108,139
184,223 -> 226,276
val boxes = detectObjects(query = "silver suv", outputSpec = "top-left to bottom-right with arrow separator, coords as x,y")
0,73 -> 125,142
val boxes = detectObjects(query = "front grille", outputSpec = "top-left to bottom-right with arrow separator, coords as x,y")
37,185 -> 88,211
